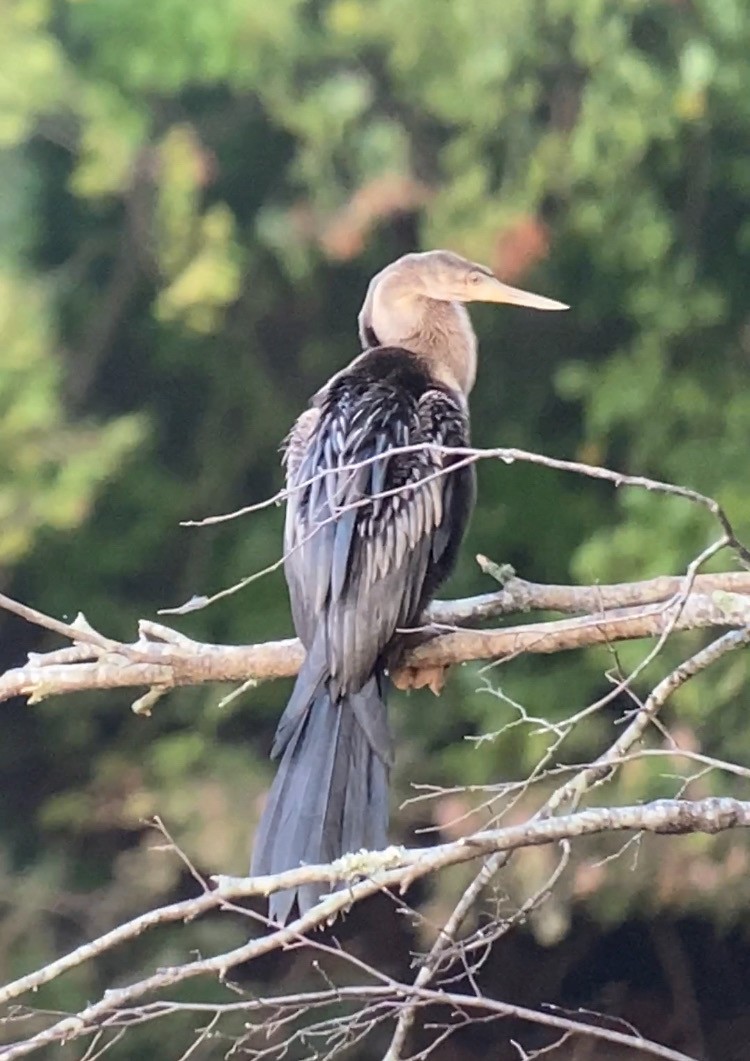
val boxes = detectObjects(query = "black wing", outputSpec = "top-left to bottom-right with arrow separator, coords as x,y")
283,360 -> 474,697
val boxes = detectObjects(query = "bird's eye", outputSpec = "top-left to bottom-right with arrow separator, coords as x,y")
468,271 -> 484,285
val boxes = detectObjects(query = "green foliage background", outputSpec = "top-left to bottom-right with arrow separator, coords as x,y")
2,0 -> 750,1055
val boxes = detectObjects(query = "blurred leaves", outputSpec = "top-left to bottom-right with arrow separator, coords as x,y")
153,126 -> 243,332
2,0 -> 750,1047
0,271 -> 144,563
0,0 -> 72,147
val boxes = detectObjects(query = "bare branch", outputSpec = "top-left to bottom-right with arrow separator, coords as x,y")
179,440 -> 750,564
428,569 -> 750,625
1,576 -> 749,708
548,628 -> 750,810
1,795 -> 748,1049
3,985 -> 692,1061
383,627 -> 750,1059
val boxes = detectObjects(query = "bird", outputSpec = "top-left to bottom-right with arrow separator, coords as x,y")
251,249 -> 567,922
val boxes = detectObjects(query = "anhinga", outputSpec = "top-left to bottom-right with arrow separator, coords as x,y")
252,250 -> 566,922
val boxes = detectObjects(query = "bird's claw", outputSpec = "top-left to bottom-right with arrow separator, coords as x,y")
391,664 -> 449,695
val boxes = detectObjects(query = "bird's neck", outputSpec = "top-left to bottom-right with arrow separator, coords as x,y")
369,284 -> 477,396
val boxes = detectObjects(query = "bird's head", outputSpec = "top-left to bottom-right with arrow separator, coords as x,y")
358,249 -> 567,394
392,249 -> 568,311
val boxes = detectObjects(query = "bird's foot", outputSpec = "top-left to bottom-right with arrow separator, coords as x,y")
391,664 -> 449,695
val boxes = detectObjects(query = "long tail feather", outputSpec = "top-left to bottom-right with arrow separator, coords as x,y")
252,665 -> 390,923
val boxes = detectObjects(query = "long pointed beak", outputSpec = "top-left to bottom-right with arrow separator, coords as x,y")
476,275 -> 568,311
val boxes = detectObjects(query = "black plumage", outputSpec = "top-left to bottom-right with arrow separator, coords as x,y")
251,250 -> 566,922
252,348 -> 474,922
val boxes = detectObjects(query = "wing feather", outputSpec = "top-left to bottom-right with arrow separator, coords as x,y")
283,360 -> 472,690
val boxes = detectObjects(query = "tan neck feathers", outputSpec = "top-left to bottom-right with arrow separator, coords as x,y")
362,270 -> 477,395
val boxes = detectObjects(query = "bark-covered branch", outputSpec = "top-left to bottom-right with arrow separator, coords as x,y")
1,572 -> 749,710
0,796 -> 746,1061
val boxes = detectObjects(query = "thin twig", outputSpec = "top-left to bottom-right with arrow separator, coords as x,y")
382,628 -> 750,1059
1,796 -> 748,1032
